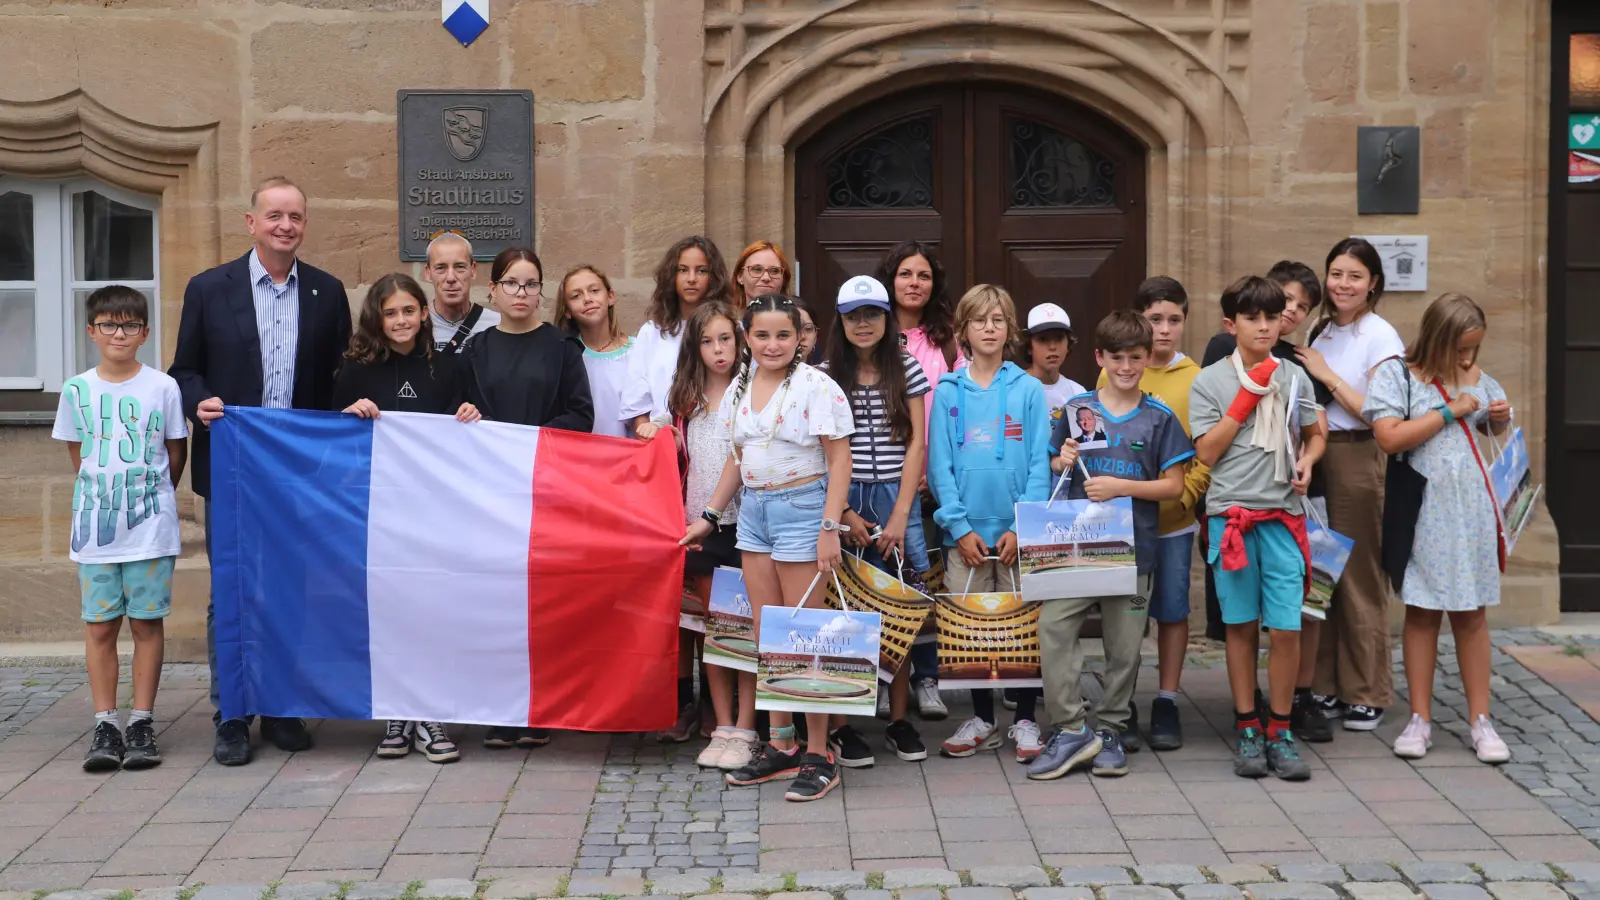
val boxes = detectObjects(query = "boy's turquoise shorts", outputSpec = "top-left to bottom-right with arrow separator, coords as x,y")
79,557 -> 175,623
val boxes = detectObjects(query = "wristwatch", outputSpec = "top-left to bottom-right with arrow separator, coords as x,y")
820,518 -> 842,533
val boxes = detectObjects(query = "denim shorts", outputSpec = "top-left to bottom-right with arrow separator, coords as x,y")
1207,517 -> 1305,633
847,480 -> 931,573
1150,531 -> 1195,624
736,479 -> 828,563
79,557 -> 175,623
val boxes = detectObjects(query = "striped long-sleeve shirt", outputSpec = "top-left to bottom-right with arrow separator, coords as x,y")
248,249 -> 301,409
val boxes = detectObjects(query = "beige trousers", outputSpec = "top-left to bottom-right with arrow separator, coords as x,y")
1314,436 -> 1394,708
1038,573 -> 1154,733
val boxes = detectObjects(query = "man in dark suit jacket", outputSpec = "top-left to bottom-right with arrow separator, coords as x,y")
169,176 -> 351,766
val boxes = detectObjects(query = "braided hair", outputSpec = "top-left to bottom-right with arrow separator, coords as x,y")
729,293 -> 806,454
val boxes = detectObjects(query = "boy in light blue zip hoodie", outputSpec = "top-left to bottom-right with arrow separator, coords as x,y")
927,284 -> 1052,762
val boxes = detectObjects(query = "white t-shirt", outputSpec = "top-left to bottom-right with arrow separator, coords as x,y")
431,305 -> 501,353
620,322 -> 683,424
51,366 -> 189,564
1309,313 -> 1406,431
582,338 -> 634,438
1038,373 -> 1089,432
720,363 -> 855,489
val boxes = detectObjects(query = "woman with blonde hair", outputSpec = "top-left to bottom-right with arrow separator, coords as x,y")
1364,293 -> 1512,763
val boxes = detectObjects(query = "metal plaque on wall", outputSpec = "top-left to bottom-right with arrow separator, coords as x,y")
398,90 -> 534,261
1356,125 -> 1420,215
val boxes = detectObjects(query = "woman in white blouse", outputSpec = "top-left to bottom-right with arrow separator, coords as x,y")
1294,237 -> 1405,732
624,235 -> 733,439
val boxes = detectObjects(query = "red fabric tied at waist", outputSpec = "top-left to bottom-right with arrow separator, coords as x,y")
1218,506 -> 1313,597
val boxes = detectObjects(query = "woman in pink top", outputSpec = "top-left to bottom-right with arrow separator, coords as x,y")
875,240 -> 962,719
878,241 -> 965,435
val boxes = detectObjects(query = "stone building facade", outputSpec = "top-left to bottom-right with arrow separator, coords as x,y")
0,0 -> 1574,653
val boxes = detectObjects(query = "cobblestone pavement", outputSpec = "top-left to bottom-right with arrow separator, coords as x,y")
0,667 -> 89,741
7,633 -> 1600,893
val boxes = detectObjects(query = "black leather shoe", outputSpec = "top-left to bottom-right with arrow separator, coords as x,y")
261,716 -> 313,752
214,719 -> 253,766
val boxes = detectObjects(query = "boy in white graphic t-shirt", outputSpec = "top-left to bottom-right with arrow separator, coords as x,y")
52,286 -> 189,773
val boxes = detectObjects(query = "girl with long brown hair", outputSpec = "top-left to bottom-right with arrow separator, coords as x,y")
623,236 -> 733,439
556,264 -> 633,438
1294,238 -> 1405,732
1364,293 -> 1512,763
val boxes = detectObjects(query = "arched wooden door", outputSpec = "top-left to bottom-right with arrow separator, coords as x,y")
795,83 -> 1147,387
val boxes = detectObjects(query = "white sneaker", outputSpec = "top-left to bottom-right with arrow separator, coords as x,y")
697,728 -> 733,767
876,688 -> 892,720
915,678 -> 948,720
1471,715 -> 1511,764
1392,714 -> 1432,759
413,721 -> 460,763
940,715 -> 1001,757
1009,719 -> 1043,763
717,729 -> 757,770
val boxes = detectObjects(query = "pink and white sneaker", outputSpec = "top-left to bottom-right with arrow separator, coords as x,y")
1392,714 -> 1432,759
1471,715 -> 1510,764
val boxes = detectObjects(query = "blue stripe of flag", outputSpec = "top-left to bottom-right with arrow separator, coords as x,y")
212,408 -> 375,721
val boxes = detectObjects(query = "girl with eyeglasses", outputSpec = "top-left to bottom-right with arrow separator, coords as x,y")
460,247 -> 594,436
625,236 -> 734,442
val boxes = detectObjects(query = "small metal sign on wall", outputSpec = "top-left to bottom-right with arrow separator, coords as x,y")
1357,126 -> 1420,215
397,90 -> 534,261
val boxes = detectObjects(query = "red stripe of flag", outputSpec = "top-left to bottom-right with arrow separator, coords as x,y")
526,430 -> 683,731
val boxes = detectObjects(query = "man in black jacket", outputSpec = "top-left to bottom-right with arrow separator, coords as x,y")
168,176 -> 352,766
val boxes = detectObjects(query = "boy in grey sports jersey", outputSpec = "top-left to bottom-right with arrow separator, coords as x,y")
1026,312 -> 1193,783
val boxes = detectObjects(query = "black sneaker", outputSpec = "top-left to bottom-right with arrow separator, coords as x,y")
784,752 -> 841,802
1122,702 -> 1142,752
829,725 -> 875,768
1292,693 -> 1334,743
885,719 -> 928,761
213,719 -> 252,766
483,726 -> 520,748
122,719 -> 162,770
517,727 -> 553,747
84,721 -> 125,772
1148,696 -> 1183,751
261,716 -> 312,752
1343,705 -> 1384,731
377,720 -> 414,758
1233,727 -> 1269,778
1314,692 -> 1346,719
1266,731 -> 1311,781
726,741 -> 802,785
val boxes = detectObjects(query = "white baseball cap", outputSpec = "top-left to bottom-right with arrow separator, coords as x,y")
836,275 -> 892,314
1027,303 -> 1073,334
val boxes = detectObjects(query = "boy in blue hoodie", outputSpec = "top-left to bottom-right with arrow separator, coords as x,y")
1026,311 -> 1192,782
927,284 -> 1052,762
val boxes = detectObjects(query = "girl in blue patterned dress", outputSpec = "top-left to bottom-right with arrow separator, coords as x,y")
1364,293 -> 1513,764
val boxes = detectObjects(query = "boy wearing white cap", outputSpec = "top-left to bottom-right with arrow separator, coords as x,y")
1023,303 -> 1088,429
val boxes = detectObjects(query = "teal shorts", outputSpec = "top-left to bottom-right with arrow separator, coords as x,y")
79,557 -> 175,623
1206,518 -> 1304,632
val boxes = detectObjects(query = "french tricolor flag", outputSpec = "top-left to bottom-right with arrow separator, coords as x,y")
209,408 -> 683,731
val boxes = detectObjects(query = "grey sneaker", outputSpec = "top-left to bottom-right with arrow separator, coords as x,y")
1025,726 -> 1102,781
1090,728 -> 1128,777
1266,731 -> 1311,781
1234,727 -> 1269,779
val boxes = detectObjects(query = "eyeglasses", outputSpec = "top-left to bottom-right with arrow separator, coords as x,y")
744,265 -> 784,281
494,280 -> 543,296
801,323 -> 817,335
92,322 -> 147,336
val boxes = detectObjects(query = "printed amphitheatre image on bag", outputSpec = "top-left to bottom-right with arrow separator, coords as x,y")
703,566 -> 757,672
935,588 -> 1043,689
756,605 -> 882,716
823,553 -> 933,682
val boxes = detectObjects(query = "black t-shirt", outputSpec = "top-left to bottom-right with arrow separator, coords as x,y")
461,325 -> 594,431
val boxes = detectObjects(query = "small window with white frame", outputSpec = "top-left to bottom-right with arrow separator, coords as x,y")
0,176 -> 160,394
